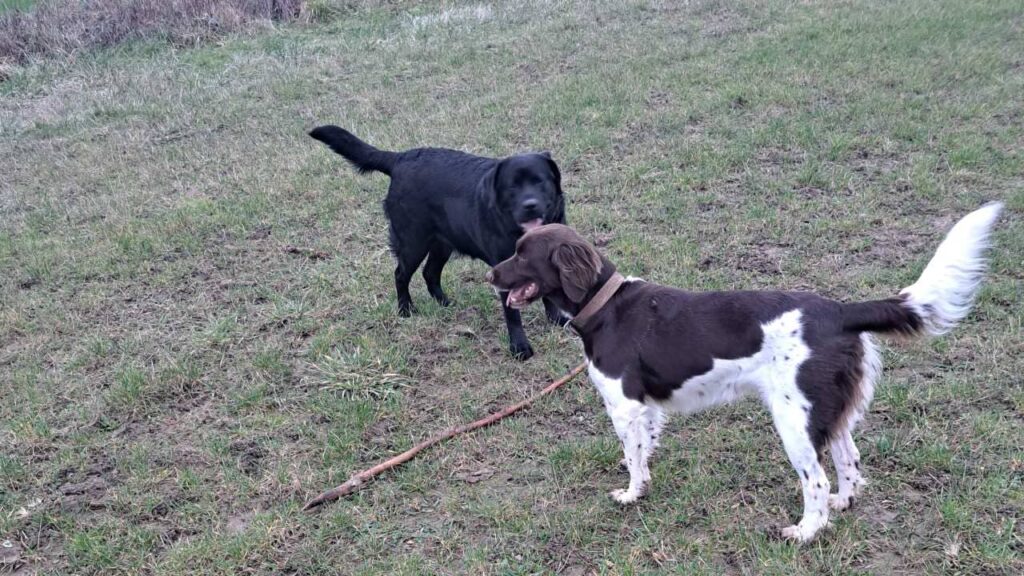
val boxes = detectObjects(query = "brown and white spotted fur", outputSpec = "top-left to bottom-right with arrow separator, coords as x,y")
486,203 -> 1002,542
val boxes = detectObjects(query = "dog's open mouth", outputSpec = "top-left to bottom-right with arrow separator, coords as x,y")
520,218 -> 544,232
506,282 -> 539,309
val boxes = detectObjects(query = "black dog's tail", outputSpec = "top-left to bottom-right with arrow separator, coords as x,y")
309,125 -> 399,176
840,202 -> 1002,337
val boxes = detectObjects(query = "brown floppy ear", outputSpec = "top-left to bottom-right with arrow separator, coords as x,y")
552,240 -> 603,303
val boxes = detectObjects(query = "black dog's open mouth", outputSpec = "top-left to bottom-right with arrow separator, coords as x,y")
520,218 -> 543,232
506,282 -> 539,309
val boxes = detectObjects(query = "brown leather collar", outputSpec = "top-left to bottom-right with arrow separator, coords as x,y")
571,272 -> 625,330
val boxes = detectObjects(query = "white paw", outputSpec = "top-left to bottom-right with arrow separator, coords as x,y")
828,494 -> 854,511
781,519 -> 828,543
778,522 -> 811,541
609,488 -> 643,504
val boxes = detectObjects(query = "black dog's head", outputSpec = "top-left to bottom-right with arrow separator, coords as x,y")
481,152 -> 564,232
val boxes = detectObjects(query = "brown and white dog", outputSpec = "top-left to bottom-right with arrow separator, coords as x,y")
486,203 -> 1002,542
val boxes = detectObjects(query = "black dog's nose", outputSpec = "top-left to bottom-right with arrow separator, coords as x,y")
522,199 -> 540,212
486,270 -> 495,283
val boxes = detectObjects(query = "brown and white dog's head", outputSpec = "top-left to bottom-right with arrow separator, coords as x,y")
486,224 -> 606,310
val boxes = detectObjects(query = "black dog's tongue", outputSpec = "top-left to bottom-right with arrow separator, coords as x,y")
521,219 -> 543,232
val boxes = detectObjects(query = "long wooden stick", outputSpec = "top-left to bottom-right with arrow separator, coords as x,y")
302,362 -> 587,511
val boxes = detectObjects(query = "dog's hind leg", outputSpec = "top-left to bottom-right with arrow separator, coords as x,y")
422,241 -> 453,306
828,429 -> 866,511
770,399 -> 830,542
387,209 -> 433,316
830,334 -> 877,511
393,241 -> 430,317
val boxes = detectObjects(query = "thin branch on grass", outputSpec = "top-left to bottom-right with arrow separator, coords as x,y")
302,361 -> 588,511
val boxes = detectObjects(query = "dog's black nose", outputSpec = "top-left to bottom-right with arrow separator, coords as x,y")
522,199 -> 540,213
485,270 -> 495,283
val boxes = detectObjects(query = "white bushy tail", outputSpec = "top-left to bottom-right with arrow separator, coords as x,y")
899,202 -> 1003,335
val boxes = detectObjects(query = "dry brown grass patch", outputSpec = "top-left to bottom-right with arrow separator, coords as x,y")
0,0 -> 307,63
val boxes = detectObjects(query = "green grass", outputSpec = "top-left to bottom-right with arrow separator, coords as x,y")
0,0 -> 33,13
1,0 -> 1022,574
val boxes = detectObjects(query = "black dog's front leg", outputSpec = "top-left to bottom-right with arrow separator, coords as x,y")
499,291 -> 534,360
543,297 -> 571,326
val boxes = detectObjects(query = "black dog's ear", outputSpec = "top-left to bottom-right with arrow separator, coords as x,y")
543,153 -> 562,196
543,153 -> 565,223
552,239 -> 602,303
479,160 -> 504,210
538,150 -> 552,159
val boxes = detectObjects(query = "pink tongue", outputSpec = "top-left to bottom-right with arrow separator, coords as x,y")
506,289 -> 521,307
521,219 -> 543,231
506,284 -> 532,307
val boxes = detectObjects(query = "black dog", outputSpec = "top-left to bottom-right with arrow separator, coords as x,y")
309,125 -> 567,359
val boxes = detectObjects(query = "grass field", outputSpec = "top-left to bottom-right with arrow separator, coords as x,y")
1,0 -> 1022,574
0,0 -> 33,14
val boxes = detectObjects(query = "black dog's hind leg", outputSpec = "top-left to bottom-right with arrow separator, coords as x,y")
422,241 -> 453,307
393,243 -> 430,317
499,293 -> 534,360
543,297 -> 570,326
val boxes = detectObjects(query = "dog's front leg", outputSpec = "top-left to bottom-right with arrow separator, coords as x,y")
542,297 -> 570,326
608,401 -> 653,504
499,292 -> 534,360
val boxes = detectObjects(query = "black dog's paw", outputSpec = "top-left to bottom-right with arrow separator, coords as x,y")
510,340 -> 534,361
426,288 -> 451,307
398,302 -> 417,317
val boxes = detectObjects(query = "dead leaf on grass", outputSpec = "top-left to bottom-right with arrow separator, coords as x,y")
593,232 -> 615,248
14,498 -> 41,520
283,245 -> 330,260
650,549 -> 673,566
944,539 -> 961,559
455,467 -> 494,484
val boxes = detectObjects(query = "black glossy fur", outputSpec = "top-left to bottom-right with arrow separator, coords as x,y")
309,125 -> 567,359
